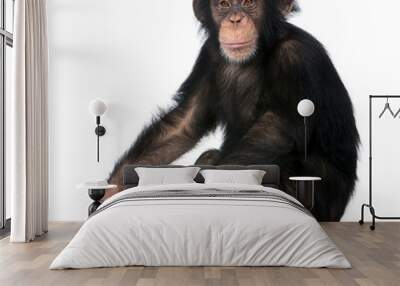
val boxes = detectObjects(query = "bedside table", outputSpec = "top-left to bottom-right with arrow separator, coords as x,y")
289,177 -> 322,210
77,184 -> 117,216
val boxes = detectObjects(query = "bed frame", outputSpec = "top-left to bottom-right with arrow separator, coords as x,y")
123,165 -> 281,189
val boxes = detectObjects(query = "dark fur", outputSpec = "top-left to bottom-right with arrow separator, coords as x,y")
108,0 -> 359,221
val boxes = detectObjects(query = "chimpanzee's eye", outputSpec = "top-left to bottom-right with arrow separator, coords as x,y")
219,0 -> 231,9
242,0 -> 255,7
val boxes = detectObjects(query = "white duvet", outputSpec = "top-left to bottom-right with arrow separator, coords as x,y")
50,183 -> 351,269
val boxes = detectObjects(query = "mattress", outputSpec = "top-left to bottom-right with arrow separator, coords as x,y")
50,183 -> 350,269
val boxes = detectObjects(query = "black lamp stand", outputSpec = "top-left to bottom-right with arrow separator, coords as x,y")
304,117 -> 308,162
95,116 -> 106,162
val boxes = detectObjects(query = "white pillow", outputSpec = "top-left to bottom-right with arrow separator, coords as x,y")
135,167 -> 201,186
200,169 -> 266,185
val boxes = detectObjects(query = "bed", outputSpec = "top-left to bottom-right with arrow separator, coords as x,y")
50,165 -> 350,269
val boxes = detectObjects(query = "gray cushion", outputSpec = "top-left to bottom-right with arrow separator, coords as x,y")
123,165 -> 280,189
200,169 -> 266,185
135,167 -> 201,186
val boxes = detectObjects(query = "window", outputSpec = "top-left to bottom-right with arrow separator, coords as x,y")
0,0 -> 14,234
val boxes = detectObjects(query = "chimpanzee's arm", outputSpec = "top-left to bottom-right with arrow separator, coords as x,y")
108,46 -> 217,190
218,111 -> 297,165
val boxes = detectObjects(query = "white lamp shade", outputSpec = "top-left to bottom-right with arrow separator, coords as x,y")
89,99 -> 107,117
297,99 -> 315,117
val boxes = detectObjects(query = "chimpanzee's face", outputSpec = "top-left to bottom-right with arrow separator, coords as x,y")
211,0 -> 264,63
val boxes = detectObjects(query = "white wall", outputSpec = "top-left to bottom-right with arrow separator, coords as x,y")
48,0 -> 400,221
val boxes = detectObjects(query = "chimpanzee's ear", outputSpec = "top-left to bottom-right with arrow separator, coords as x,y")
193,0 -> 207,23
279,0 -> 300,17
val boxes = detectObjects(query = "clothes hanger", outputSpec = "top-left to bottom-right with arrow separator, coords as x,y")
379,97 -> 395,118
394,106 -> 400,118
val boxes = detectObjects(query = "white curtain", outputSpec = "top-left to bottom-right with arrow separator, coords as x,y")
10,0 -> 49,243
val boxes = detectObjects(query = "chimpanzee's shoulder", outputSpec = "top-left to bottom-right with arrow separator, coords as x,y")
275,23 -> 329,64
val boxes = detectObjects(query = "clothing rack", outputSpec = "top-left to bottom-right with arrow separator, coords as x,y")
359,95 -> 400,230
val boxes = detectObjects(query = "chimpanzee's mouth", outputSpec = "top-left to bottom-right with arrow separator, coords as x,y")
221,39 -> 256,49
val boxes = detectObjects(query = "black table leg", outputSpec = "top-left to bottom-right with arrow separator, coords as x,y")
295,181 -> 315,210
88,189 -> 106,216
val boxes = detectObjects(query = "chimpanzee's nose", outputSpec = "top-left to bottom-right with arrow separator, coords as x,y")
229,13 -> 244,24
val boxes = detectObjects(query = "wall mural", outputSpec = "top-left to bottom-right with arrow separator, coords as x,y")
107,0 -> 359,222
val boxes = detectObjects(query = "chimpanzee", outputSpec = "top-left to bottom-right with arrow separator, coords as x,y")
108,0 -> 359,221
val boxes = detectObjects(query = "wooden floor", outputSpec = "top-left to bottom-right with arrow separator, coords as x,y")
0,222 -> 399,286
